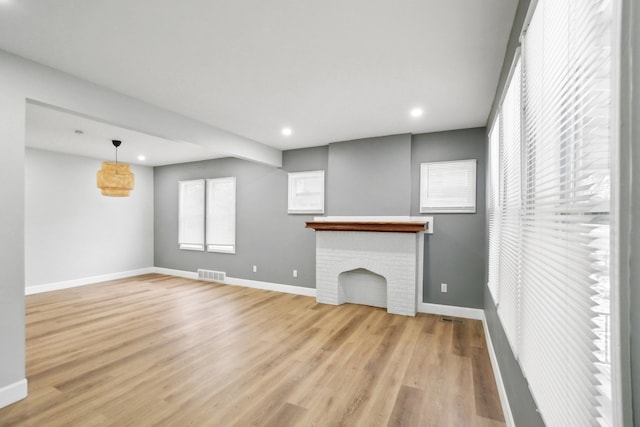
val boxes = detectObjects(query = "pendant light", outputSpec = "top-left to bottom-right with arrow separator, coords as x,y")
96,140 -> 135,197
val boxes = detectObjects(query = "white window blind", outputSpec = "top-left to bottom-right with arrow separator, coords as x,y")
288,170 -> 325,214
487,117 -> 501,303
206,177 -> 236,254
517,1 -> 615,426
497,57 -> 522,357
420,160 -> 477,213
178,179 -> 205,251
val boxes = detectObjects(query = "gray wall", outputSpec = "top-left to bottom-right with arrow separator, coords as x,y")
327,134 -> 411,215
484,289 -> 543,425
411,129 -> 487,309
25,148 -> 154,288
154,146 -> 328,287
482,0 -> 544,425
155,132 -> 487,309
621,0 -> 639,423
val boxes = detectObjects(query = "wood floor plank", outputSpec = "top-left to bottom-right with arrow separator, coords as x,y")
471,347 -> 506,422
0,274 -> 505,427
387,385 -> 424,427
259,403 -> 307,427
402,315 -> 440,390
452,319 -> 471,357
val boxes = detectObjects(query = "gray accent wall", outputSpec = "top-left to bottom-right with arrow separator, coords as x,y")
411,129 -> 487,309
484,289 -> 543,426
154,146 -> 328,287
155,132 -> 487,310
327,134 -> 412,216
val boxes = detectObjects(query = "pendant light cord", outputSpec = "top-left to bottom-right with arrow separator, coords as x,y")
112,140 -> 122,175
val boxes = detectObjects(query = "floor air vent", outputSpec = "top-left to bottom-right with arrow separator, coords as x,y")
440,317 -> 463,324
198,269 -> 226,282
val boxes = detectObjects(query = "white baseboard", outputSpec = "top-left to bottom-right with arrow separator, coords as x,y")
482,314 -> 515,427
152,267 -> 198,280
155,269 -> 484,312
151,267 -> 316,297
24,266 -> 316,298
25,267 -> 156,295
418,302 -> 484,320
0,378 -> 27,409
224,276 -> 316,297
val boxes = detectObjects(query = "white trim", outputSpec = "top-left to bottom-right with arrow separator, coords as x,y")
205,176 -> 237,253
482,314 -> 516,427
27,266 -> 317,298
151,268 -> 316,297
313,215 -> 428,223
178,179 -> 206,251
519,0 -> 539,43
609,0 -> 625,425
152,267 -> 198,280
206,244 -> 236,254
418,302 -> 484,320
224,276 -> 316,297
25,268 -> 155,295
180,244 -> 205,251
288,170 -> 325,214
0,379 -> 27,409
492,48 -> 522,122
420,160 -> 477,214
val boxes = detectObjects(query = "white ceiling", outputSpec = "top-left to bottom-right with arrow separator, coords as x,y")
2,0 -> 517,160
25,103 -> 221,167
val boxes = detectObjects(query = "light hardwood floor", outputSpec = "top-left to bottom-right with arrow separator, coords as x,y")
0,274 -> 505,426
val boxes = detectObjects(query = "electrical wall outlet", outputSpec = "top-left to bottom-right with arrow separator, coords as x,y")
252,265 -> 257,273
441,283 -> 448,293
293,269 -> 298,278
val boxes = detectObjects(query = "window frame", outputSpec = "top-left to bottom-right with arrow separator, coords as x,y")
419,159 -> 477,214
178,179 -> 205,251
205,176 -> 237,254
287,170 -> 325,215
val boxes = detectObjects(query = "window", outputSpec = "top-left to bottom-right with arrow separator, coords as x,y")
206,177 -> 236,253
288,170 -> 325,214
487,0 -> 618,425
420,160 -> 476,213
519,2 -> 615,425
178,177 -> 236,254
497,57 -> 522,356
178,179 -> 205,251
487,117 -> 501,302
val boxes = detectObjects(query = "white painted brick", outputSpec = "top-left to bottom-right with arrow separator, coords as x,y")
315,230 -> 423,317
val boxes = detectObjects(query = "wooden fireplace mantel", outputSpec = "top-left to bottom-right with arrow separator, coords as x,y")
305,221 -> 427,233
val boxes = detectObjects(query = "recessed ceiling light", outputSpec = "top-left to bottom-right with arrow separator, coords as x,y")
137,155 -> 146,161
410,108 -> 424,118
282,127 -> 293,136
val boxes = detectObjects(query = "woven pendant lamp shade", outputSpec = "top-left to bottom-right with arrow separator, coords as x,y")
97,162 -> 135,196
96,140 -> 135,197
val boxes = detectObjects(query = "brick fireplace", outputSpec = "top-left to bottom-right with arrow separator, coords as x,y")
306,216 -> 432,316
